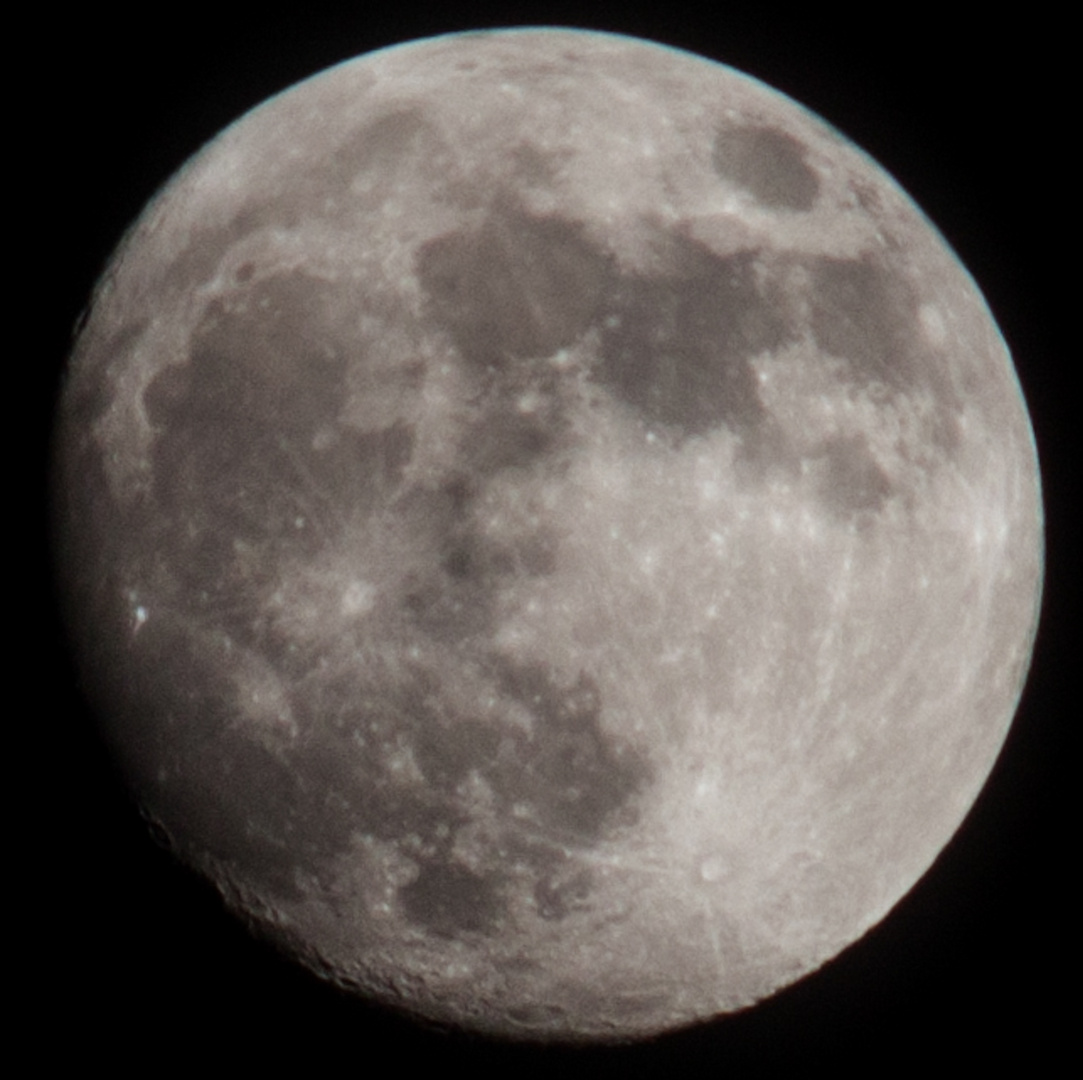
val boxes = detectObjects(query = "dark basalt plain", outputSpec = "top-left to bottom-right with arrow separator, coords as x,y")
808,256 -> 924,392
418,208 -> 611,369
86,260 -> 660,914
712,124 -> 821,211
595,240 -> 787,441
417,199 -> 940,466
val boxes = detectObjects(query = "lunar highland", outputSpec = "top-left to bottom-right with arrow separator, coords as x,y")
51,29 -> 1042,1041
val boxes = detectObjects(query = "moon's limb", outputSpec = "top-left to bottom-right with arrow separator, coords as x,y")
52,29 -> 1042,1040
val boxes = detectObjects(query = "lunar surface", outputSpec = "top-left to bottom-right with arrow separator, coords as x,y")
52,29 -> 1042,1040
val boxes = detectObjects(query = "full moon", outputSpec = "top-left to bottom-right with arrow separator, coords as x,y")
51,28 -> 1042,1041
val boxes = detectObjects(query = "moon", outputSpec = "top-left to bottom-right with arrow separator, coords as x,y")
51,28 -> 1042,1042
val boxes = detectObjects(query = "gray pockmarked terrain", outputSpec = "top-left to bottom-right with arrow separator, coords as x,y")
53,29 -> 1042,1040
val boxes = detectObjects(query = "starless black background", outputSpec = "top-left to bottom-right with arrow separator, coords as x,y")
30,4 -> 1071,1074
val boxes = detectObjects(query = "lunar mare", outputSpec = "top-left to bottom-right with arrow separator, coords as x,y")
52,29 -> 1042,1040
